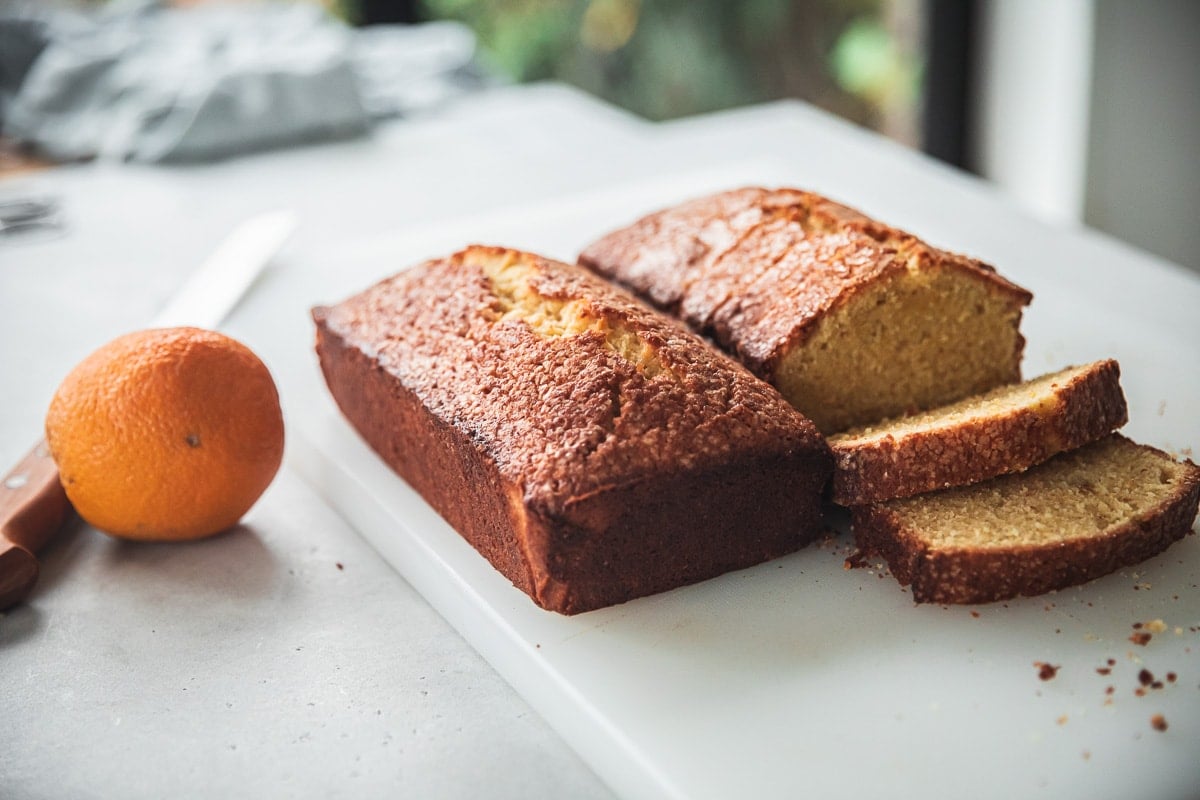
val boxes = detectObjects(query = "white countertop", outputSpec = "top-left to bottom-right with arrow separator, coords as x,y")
2,83 -> 1198,800
2,83 -> 643,800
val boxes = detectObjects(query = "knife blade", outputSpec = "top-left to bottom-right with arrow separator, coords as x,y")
0,210 -> 297,610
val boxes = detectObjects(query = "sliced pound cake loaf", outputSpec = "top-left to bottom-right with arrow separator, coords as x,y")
829,360 -> 1128,506
580,187 -> 1033,434
852,435 -> 1200,604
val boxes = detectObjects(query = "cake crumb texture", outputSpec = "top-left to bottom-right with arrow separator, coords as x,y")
828,360 -> 1128,505
852,435 -> 1200,604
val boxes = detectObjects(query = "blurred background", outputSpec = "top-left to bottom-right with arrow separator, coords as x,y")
2,0 -> 1197,270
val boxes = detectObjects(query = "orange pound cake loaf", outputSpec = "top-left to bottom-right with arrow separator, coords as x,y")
313,246 -> 832,615
580,187 -> 1033,434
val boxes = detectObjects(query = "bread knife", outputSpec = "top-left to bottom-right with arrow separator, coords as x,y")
0,210 -> 297,610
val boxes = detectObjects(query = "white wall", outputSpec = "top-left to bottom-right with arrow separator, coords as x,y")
972,0 -> 1095,225
1084,0 -> 1200,271
972,0 -> 1200,272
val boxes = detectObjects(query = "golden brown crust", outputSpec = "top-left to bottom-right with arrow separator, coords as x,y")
313,246 -> 832,614
579,186 -> 1033,378
314,310 -> 541,597
829,360 -> 1129,505
851,440 -> 1200,605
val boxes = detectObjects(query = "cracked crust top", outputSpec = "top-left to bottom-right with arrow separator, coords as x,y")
579,186 -> 1032,376
317,245 -> 825,515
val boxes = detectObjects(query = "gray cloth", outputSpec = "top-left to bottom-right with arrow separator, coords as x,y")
0,1 -> 478,163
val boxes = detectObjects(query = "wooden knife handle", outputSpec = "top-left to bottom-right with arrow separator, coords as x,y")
0,440 -> 72,609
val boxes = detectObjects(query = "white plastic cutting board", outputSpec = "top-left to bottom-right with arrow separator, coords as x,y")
233,161 -> 1200,800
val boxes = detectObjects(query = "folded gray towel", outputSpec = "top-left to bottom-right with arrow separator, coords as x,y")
0,1 -> 478,163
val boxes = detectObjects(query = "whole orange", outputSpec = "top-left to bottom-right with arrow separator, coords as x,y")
44,327 -> 284,541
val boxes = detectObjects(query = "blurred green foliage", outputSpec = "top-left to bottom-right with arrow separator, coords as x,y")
415,0 -> 920,130
831,16 -> 921,106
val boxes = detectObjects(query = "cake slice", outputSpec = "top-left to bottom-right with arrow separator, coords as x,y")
828,360 -> 1128,506
313,246 -> 832,615
852,435 -> 1200,604
579,187 -> 1033,434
